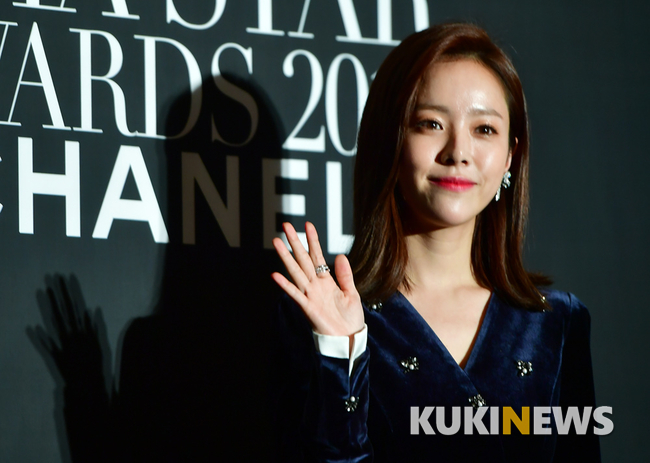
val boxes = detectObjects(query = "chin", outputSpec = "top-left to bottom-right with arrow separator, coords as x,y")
413,211 -> 478,231
403,197 -> 482,231
435,216 -> 477,229
426,203 -> 479,228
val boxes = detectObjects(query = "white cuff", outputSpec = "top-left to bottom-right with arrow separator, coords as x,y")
312,325 -> 368,376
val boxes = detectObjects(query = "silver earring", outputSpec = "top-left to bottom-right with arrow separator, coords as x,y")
495,171 -> 512,202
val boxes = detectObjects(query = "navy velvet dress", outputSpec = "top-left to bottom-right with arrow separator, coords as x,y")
272,289 -> 601,462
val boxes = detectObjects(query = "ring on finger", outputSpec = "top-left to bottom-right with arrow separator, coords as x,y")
315,264 -> 330,276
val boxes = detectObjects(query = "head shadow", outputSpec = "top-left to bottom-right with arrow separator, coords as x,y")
114,72 -> 285,461
27,73 -> 288,463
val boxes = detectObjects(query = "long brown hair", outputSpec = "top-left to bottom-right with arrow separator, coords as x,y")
347,22 -> 551,311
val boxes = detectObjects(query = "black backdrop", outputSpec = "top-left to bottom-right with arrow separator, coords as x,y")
0,1 -> 647,461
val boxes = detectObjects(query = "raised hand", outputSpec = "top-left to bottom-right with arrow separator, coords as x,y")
272,222 -> 364,339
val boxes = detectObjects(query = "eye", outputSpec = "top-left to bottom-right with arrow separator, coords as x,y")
415,119 -> 443,131
476,124 -> 497,136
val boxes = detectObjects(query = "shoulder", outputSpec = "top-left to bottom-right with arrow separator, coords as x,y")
541,289 -> 592,337
542,288 -> 590,316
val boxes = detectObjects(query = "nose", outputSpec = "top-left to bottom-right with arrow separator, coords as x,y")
439,127 -> 470,166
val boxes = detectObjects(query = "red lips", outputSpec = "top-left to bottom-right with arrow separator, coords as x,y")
430,176 -> 476,191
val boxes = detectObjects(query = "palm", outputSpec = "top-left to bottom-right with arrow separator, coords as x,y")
272,222 -> 364,337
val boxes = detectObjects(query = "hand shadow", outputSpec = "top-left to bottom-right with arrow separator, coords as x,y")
27,274 -> 115,463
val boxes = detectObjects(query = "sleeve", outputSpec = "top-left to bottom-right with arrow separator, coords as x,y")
271,295 -> 373,463
313,325 -> 368,376
552,293 -> 601,463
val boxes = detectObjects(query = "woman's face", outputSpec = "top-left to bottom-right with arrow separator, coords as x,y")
398,58 -> 512,231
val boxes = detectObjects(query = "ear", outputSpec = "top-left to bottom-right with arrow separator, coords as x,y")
506,137 -> 517,172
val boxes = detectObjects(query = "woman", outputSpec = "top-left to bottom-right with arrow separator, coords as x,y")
271,23 -> 600,462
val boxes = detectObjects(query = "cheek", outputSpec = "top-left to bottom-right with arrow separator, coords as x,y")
397,157 -> 416,197
397,149 -> 427,203
401,139 -> 435,176
399,146 -> 418,183
478,145 -> 510,182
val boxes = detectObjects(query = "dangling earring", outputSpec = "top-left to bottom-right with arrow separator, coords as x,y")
495,171 -> 512,202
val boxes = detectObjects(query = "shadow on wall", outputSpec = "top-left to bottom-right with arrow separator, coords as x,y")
28,75 -> 286,462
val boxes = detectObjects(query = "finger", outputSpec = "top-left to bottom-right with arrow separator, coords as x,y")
47,287 -> 67,335
305,222 -> 327,268
83,309 -> 93,332
90,307 -> 102,334
273,237 -> 310,290
58,276 -> 80,332
271,272 -> 308,308
34,325 -> 58,355
334,254 -> 358,297
93,307 -> 110,348
283,222 -> 317,278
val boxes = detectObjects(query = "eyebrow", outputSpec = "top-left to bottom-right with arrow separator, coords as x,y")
415,103 -> 504,119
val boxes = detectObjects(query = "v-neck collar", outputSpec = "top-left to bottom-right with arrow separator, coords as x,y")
393,290 -> 497,375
